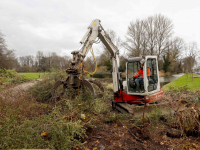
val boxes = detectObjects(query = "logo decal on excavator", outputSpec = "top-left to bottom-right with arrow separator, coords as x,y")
93,21 -> 96,25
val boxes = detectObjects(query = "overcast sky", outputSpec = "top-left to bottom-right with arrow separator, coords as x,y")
0,0 -> 200,57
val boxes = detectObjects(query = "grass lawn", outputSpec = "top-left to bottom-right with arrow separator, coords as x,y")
162,74 -> 200,91
18,72 -> 46,79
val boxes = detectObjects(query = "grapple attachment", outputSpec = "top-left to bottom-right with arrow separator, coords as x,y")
52,47 -> 104,99
51,77 -> 104,99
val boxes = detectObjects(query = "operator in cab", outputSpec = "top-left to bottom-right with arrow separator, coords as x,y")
133,60 -> 145,91
132,60 -> 151,92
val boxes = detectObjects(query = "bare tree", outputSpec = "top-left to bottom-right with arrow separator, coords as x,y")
84,56 -> 96,72
100,29 -> 122,60
18,55 -> 35,72
171,37 -> 185,61
0,31 -> 18,69
50,52 -> 60,69
125,14 -> 174,59
59,55 -> 71,70
97,29 -> 122,70
36,51 -> 44,68
162,37 -> 184,73
154,14 -> 174,59
124,19 -> 145,57
182,42 -> 199,79
0,31 -> 8,68
145,16 -> 157,55
18,56 -> 26,67
17,51 -> 72,72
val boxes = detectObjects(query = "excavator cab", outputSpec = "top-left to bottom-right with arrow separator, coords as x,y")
126,56 -> 160,95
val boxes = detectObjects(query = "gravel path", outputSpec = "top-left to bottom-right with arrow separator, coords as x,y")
0,79 -> 42,102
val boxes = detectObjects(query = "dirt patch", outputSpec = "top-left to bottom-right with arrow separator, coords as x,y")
80,89 -> 200,150
83,122 -> 168,150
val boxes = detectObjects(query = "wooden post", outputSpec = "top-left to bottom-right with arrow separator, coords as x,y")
0,77 -> 2,85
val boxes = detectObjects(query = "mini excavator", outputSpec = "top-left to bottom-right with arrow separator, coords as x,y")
52,19 -> 164,113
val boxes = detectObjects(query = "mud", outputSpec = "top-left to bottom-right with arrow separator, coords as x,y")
83,122 -> 168,150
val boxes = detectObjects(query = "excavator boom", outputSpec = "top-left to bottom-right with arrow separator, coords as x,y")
52,19 -> 122,98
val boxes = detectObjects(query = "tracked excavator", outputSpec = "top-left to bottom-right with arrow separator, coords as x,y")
52,19 -> 164,114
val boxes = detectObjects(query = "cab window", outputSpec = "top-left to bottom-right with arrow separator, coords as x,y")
127,62 -> 144,93
147,58 -> 158,92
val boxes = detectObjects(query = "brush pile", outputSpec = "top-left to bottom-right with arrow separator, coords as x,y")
160,96 -> 200,139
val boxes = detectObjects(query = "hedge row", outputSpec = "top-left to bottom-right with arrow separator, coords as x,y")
92,73 -> 112,78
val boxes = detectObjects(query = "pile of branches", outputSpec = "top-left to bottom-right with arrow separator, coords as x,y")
175,106 -> 200,136
161,100 -> 200,138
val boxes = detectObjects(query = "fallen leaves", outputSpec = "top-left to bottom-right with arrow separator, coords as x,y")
160,141 -> 164,145
85,147 -> 89,150
81,114 -> 86,119
41,131 -> 48,137
95,140 -> 99,144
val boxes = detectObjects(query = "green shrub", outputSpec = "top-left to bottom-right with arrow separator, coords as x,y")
0,69 -> 27,84
0,69 -> 16,78
0,107 -> 86,149
103,60 -> 112,70
147,106 -> 162,125
93,73 -> 104,78
29,70 -> 67,103
0,69 -> 116,149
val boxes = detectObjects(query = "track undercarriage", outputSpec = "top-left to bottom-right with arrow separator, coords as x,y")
112,100 -> 169,117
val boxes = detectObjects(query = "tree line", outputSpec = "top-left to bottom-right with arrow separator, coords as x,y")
17,51 -> 71,72
0,14 -> 199,74
0,31 -> 19,69
124,14 -> 199,73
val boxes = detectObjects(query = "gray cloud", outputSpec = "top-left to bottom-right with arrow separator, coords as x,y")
0,0 -> 200,57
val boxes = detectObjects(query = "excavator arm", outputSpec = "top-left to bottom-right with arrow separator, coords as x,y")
52,19 -> 122,99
